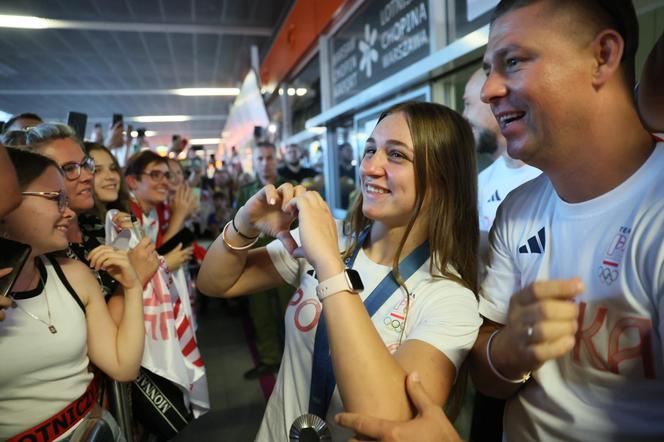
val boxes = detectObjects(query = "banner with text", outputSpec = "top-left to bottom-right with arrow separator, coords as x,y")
331,0 -> 430,105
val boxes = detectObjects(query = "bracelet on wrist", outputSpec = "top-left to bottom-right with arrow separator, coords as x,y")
486,329 -> 531,384
222,221 -> 259,251
232,214 -> 259,240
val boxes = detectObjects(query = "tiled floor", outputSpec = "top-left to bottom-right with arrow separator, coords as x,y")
175,299 -> 266,441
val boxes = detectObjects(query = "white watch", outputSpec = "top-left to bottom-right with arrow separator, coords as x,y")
315,269 -> 364,301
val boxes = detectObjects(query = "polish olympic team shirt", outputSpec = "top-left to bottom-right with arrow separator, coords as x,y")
256,221 -> 482,441
479,142 -> 664,441
477,155 -> 541,231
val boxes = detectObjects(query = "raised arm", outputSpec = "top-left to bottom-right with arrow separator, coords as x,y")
292,189 -> 460,422
60,249 -> 144,382
196,184 -> 296,297
637,30 -> 664,133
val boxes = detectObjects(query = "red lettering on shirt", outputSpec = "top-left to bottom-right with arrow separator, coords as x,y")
573,301 -> 656,379
608,316 -> 655,379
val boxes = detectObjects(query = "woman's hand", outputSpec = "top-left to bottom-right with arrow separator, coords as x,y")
234,183 -> 304,250
285,190 -> 343,280
88,245 -> 141,291
112,211 -> 134,232
128,237 -> 159,284
164,243 -> 194,271
171,184 -> 197,219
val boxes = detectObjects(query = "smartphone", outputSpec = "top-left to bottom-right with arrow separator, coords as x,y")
67,111 -> 88,141
112,113 -> 123,127
0,238 -> 32,297
157,228 -> 195,255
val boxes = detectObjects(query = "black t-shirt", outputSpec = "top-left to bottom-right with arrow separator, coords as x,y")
277,165 -> 318,184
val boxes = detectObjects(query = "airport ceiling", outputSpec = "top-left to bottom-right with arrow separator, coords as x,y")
0,0 -> 294,147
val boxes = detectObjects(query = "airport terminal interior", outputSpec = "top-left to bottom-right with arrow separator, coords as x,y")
1,0 -> 663,441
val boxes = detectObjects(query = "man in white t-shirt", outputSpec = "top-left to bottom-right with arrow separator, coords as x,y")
468,1 -> 664,441
463,67 -> 542,232
336,5 -> 663,441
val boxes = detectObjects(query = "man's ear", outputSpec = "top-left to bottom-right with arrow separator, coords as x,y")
125,174 -> 138,191
591,29 -> 624,89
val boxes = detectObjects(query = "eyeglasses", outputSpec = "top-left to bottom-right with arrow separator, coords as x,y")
61,157 -> 95,180
142,170 -> 173,182
21,191 -> 69,213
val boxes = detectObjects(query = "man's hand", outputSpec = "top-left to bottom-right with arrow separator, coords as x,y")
336,372 -> 462,442
492,279 -> 583,379
128,238 -> 159,285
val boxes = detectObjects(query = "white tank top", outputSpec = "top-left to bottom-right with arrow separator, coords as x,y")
0,255 -> 93,439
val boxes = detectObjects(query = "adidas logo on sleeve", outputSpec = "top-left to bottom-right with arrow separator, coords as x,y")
518,227 -> 546,254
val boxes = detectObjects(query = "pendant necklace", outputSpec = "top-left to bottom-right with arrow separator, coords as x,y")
13,268 -> 57,334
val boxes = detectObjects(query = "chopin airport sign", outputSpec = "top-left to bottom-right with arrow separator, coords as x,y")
331,0 -> 430,105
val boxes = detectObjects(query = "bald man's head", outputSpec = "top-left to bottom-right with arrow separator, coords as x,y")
463,68 -> 504,157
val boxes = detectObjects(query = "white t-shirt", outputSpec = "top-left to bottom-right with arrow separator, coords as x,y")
478,155 -> 541,231
0,257 -> 92,440
479,142 -> 664,441
256,222 -> 482,441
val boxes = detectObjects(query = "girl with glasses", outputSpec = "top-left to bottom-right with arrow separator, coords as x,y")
0,148 -> 145,441
125,150 -> 194,272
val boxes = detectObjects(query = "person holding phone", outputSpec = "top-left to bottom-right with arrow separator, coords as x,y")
198,101 -> 482,440
0,148 -> 144,441
125,150 -> 194,271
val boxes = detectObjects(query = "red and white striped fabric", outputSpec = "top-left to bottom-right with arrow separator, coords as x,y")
105,211 -> 210,417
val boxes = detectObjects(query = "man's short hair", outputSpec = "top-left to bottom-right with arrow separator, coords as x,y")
255,141 -> 276,151
2,112 -> 43,133
125,150 -> 169,178
491,0 -> 639,87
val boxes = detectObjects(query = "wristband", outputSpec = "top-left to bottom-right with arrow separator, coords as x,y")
486,329 -> 531,384
222,221 -> 259,251
232,214 -> 259,240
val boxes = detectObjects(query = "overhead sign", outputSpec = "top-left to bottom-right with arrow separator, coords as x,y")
330,0 -> 431,105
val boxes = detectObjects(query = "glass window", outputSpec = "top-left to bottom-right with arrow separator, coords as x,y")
447,0 -> 498,42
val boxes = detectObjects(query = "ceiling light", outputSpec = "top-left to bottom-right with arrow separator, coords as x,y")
308,127 -> 326,134
267,124 -> 278,134
132,115 -> 191,123
287,88 -> 296,96
172,88 -> 240,96
278,88 -> 284,96
0,14 -> 49,29
131,130 -> 158,137
295,88 -> 307,96
189,138 -> 221,145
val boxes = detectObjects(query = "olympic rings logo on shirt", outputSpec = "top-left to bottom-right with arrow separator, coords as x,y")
597,265 -> 619,285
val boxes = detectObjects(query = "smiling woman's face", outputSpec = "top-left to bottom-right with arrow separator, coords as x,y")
39,138 -> 95,214
90,148 -> 120,204
2,166 -> 75,255
359,112 -> 417,227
